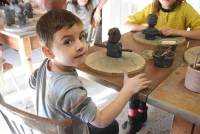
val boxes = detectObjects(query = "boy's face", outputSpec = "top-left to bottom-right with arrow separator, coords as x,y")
77,0 -> 88,6
49,23 -> 88,67
159,0 -> 176,9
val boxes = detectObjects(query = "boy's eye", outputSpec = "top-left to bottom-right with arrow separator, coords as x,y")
79,32 -> 87,41
64,39 -> 73,45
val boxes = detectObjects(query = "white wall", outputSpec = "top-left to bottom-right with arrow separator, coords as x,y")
102,0 -> 200,41
102,0 -> 152,41
187,0 -> 200,13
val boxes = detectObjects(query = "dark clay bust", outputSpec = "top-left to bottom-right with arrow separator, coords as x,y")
106,28 -> 122,58
4,0 -> 27,26
96,28 -> 132,58
23,2 -> 33,18
15,5 -> 26,25
4,6 -> 15,26
142,13 -> 160,40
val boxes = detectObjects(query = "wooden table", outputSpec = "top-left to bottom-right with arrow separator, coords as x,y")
77,32 -> 200,133
78,32 -> 188,100
149,64 -> 200,134
0,28 -> 40,74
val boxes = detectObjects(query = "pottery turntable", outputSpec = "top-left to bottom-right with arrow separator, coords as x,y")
133,31 -> 186,46
184,46 -> 200,65
85,50 -> 145,76
133,14 -> 186,46
85,28 -> 146,76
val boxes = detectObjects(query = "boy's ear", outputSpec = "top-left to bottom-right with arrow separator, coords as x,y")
42,46 -> 55,59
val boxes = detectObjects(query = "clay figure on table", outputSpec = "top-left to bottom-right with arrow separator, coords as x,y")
9,0 -> 26,25
142,13 -> 160,40
23,2 -> 33,18
96,27 -> 132,57
106,28 -> 122,58
4,6 -> 15,26
15,5 -> 26,25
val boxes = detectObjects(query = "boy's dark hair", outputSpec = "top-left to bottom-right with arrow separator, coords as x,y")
36,9 -> 82,48
153,0 -> 186,13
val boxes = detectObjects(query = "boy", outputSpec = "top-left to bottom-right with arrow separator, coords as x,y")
29,9 -> 152,134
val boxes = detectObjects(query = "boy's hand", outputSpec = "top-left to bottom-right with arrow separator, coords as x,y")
92,72 -> 151,128
122,72 -> 152,95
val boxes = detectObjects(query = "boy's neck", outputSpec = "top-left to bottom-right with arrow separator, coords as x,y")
48,60 -> 75,73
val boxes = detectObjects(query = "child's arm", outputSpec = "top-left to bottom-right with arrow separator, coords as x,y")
161,28 -> 200,40
91,73 -> 152,128
93,0 -> 108,24
124,21 -> 147,32
96,0 -> 108,11
160,3 -> 200,40
123,3 -> 153,32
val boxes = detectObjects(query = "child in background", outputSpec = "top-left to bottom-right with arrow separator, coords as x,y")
66,0 -> 107,43
125,0 -> 200,40
29,9 -> 152,134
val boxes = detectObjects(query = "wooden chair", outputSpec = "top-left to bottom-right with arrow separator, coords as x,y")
0,94 -> 76,134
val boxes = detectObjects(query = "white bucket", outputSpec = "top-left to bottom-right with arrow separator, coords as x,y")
185,65 -> 200,93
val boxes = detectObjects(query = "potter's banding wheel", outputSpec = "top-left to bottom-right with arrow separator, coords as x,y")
85,51 -> 145,76
184,46 -> 200,65
133,32 -> 186,46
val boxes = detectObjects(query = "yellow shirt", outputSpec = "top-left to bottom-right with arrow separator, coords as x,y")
127,2 -> 200,30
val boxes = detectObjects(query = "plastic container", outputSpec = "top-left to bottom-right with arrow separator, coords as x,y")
153,48 -> 176,68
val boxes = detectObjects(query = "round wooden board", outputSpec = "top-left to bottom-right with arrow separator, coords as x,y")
133,31 -> 186,46
184,46 -> 200,65
85,51 -> 146,76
